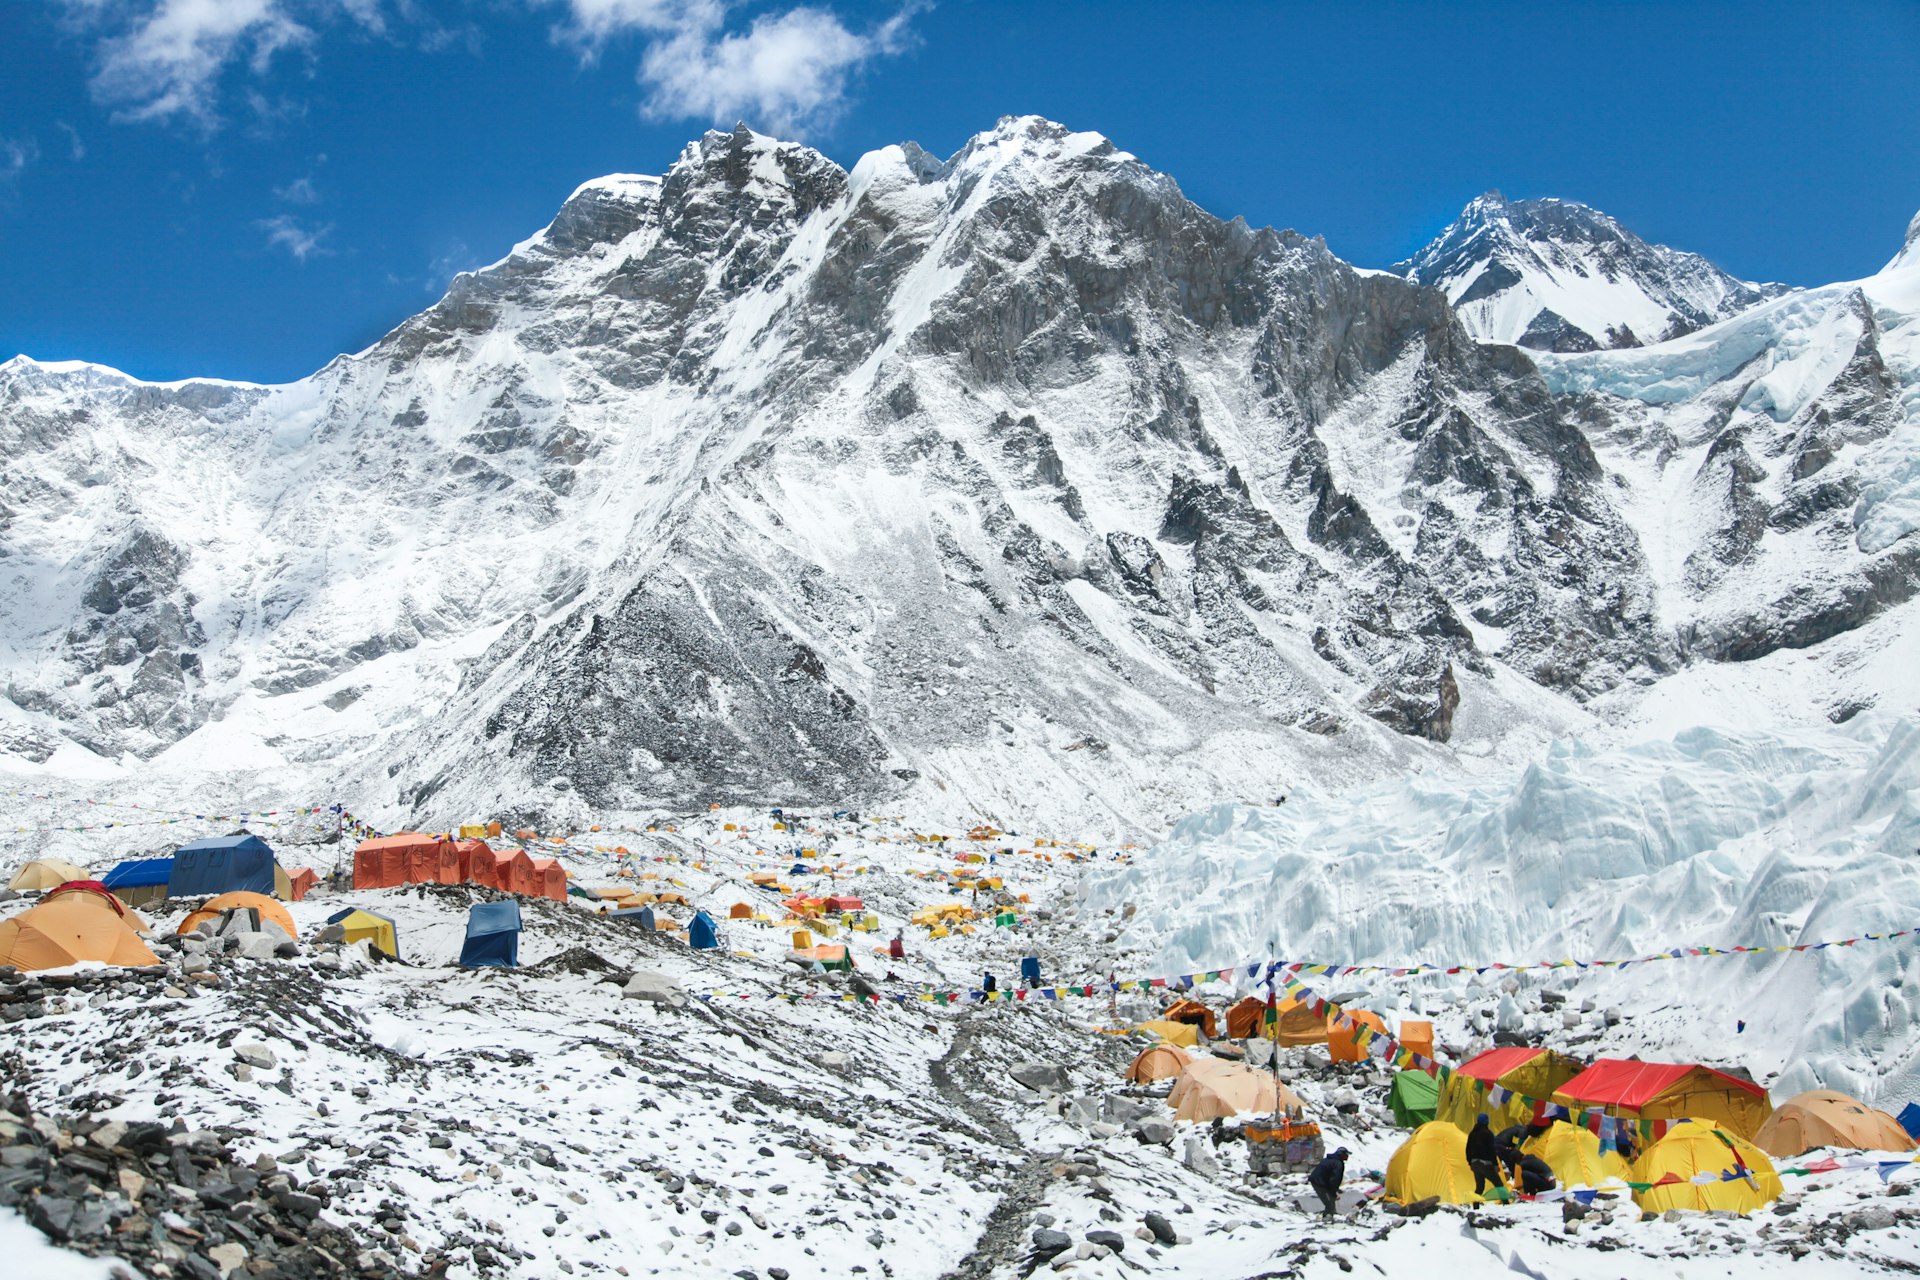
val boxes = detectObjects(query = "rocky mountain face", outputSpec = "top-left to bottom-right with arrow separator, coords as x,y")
1394,190 -> 1791,352
1,119 -> 1914,831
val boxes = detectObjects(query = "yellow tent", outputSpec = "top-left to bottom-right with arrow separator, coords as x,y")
1522,1121 -> 1631,1189
1135,1019 -> 1200,1048
1384,1121 -> 1486,1205
0,888 -> 160,971
1630,1120 -> 1782,1214
1754,1090 -> 1915,1157
1167,1060 -> 1304,1122
8,859 -> 88,893
1125,1043 -> 1192,1084
330,909 -> 399,959
1438,1048 -> 1586,1135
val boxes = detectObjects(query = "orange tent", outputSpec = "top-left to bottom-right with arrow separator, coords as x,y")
456,839 -> 493,884
0,887 -> 160,971
1126,1043 -> 1193,1083
286,868 -> 319,901
434,839 -> 461,885
728,902 -> 754,919
353,834 -> 454,888
1163,999 -> 1218,1039
529,858 -> 567,901
178,891 -> 297,940
1328,1011 -> 1388,1064
1168,1060 -> 1306,1122
1399,1020 -> 1435,1060
1754,1091 -> 1915,1157
501,851 -> 537,897
1225,996 -> 1268,1040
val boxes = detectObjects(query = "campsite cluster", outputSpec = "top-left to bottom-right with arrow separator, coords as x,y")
4,806 -> 1920,1278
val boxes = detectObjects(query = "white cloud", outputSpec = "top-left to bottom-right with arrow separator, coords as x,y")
551,0 -> 920,136
257,211 -> 332,259
1,135 -> 40,183
274,174 -> 319,202
55,122 -> 88,161
59,1 -> 386,128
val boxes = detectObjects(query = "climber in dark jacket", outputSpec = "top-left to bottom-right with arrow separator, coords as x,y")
1516,1153 -> 1556,1195
1466,1114 -> 1501,1194
981,971 -> 997,994
1308,1147 -> 1350,1217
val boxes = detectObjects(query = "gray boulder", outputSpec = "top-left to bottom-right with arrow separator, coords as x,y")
1010,1063 -> 1070,1092
623,971 -> 687,1008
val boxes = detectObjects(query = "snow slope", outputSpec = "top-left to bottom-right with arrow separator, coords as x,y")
1078,710 -> 1920,1106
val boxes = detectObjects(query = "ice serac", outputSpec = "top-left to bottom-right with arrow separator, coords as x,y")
0,124 -> 1911,833
1394,190 -> 1791,352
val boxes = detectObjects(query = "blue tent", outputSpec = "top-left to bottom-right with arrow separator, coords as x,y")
789,864 -> 811,876
689,910 -> 719,950
459,901 -> 521,968
1020,956 -> 1041,987
167,834 -> 275,897
1900,1103 -> 1920,1140
103,858 -> 173,891
610,906 -> 656,930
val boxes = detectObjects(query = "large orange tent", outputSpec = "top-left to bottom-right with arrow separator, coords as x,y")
1754,1091 -> 1915,1157
352,835 -> 414,888
178,891 -> 297,940
456,839 -> 493,884
286,868 -> 319,901
1328,1011 -> 1388,1064
1553,1059 -> 1773,1141
1163,999 -> 1218,1039
0,886 -> 160,971
529,858 -> 567,901
504,851 -> 538,897
1167,1060 -> 1305,1123
1126,1043 -> 1193,1084
1398,1020 -> 1435,1060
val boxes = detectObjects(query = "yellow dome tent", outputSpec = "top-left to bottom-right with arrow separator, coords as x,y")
1629,1120 -> 1782,1214
1134,1019 -> 1200,1048
0,887 -> 160,971
1754,1090 -> 1915,1158
1125,1043 -> 1192,1084
327,909 -> 400,959
1522,1121 -> 1631,1188
8,859 -> 88,893
1384,1121 -> 1486,1205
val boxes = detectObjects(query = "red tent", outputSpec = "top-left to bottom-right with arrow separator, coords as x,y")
1553,1058 -> 1773,1139
1454,1047 -> 1551,1084
824,895 -> 864,913
434,839 -> 461,885
287,868 -> 319,901
455,839 -> 493,884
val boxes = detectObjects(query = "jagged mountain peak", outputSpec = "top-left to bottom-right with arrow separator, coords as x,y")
1394,191 -> 1790,353
1892,208 -> 1920,272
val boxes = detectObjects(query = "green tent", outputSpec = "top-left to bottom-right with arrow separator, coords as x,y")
1389,1069 -> 1441,1127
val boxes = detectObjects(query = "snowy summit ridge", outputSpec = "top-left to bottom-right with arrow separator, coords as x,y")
1393,189 -> 1793,352
0,121 -> 1916,839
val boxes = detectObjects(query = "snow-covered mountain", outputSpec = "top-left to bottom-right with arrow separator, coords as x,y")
1393,190 -> 1791,352
1,118 -> 1914,838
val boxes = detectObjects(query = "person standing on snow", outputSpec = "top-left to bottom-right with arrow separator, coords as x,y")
982,971 -> 997,994
1307,1147 -> 1350,1217
888,932 -> 906,961
1466,1114 -> 1501,1194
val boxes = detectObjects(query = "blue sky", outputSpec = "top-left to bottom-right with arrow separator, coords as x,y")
3,0 -> 1917,383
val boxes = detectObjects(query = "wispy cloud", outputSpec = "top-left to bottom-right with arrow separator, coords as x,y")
54,122 -> 88,161
1,135 -> 40,183
550,0 -> 922,136
56,0 -> 386,130
274,173 -> 318,203
257,211 -> 332,259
